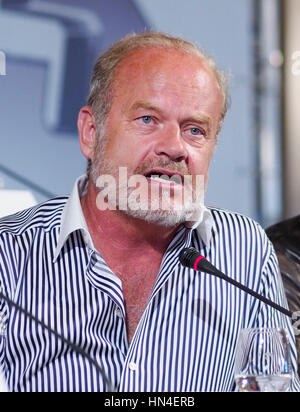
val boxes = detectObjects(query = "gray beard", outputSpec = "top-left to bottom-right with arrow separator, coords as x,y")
90,139 -> 203,227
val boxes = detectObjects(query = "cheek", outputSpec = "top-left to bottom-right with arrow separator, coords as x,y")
104,135 -> 147,173
102,128 -> 130,162
107,135 -> 156,171
188,151 -> 213,177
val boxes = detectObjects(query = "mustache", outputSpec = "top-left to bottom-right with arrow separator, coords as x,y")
133,158 -> 190,176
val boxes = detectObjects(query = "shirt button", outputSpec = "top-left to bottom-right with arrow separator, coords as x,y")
128,362 -> 138,371
115,307 -> 123,318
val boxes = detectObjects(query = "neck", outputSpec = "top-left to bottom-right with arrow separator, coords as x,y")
80,179 -> 180,256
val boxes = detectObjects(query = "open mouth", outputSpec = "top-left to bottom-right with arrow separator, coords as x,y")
144,170 -> 183,185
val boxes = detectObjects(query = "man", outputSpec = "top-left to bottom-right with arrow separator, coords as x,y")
0,32 -> 299,392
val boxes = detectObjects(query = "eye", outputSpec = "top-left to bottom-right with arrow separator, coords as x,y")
141,116 -> 153,124
183,125 -> 207,143
190,127 -> 202,136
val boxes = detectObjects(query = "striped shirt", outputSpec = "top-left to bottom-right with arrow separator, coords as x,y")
0,176 -> 299,392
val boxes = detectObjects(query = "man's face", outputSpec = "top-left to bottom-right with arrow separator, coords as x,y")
91,47 -> 224,226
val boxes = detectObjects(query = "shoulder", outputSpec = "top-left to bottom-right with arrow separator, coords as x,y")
208,206 -> 263,232
0,196 -> 68,237
207,206 -> 273,253
203,207 -> 278,279
0,197 -> 69,302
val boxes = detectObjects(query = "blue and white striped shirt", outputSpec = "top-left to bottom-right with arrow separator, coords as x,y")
0,177 -> 299,392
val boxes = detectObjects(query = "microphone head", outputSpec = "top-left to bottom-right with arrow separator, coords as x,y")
179,247 -> 215,274
179,247 -> 200,268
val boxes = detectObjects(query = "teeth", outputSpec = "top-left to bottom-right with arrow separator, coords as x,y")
153,174 -> 169,181
149,175 -> 168,183
148,174 -> 181,184
170,175 -> 182,185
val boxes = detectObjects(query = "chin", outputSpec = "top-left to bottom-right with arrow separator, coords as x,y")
121,190 -> 201,226
123,207 -> 193,227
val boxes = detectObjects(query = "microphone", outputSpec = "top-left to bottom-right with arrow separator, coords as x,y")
179,247 -> 293,318
0,291 -> 115,391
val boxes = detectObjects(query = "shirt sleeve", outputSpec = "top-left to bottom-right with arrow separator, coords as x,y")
0,233 -> 16,382
255,232 -> 300,392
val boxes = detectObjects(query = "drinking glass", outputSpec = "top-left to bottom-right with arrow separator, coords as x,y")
234,328 -> 292,392
0,372 -> 7,392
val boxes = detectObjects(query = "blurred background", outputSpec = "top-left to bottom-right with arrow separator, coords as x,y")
0,0 -> 299,228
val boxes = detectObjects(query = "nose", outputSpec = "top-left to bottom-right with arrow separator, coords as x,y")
154,124 -> 188,162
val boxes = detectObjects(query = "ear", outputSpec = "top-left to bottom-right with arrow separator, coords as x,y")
77,106 -> 97,160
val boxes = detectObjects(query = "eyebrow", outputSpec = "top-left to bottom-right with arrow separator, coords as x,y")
184,115 -> 211,134
130,100 -> 212,132
129,100 -> 163,113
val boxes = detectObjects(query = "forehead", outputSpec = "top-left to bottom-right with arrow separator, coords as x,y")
109,47 -> 223,123
113,47 -> 221,96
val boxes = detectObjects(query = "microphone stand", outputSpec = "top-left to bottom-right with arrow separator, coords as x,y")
179,247 -> 293,318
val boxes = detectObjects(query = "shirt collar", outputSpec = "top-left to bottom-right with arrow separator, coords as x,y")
53,175 -> 214,262
53,175 -> 94,262
185,206 -> 214,246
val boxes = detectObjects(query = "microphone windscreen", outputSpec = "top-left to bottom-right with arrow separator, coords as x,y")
179,247 -> 219,275
179,247 -> 200,268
